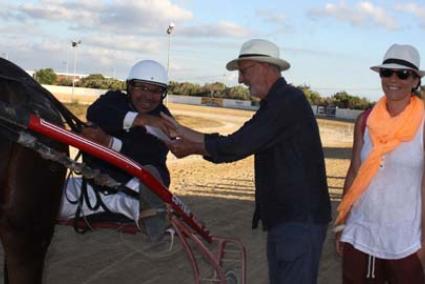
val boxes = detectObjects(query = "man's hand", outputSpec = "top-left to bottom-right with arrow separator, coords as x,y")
160,112 -> 204,143
168,138 -> 199,158
133,113 -> 173,138
335,232 -> 343,257
81,126 -> 111,147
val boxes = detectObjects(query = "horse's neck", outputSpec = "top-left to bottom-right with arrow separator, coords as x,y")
25,85 -> 63,124
1,79 -> 62,125
0,58 -> 63,124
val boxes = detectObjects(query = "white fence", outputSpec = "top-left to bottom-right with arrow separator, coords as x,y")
42,85 -> 362,120
43,85 -> 104,104
166,95 -> 201,105
334,108 -> 363,121
311,105 -> 362,121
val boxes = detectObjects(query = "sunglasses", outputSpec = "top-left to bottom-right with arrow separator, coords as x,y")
129,80 -> 167,97
379,68 -> 416,80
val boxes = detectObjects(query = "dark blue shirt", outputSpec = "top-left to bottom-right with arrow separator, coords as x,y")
85,90 -> 171,188
205,78 -> 331,230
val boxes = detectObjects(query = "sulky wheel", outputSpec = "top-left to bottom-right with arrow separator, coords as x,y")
225,269 -> 240,284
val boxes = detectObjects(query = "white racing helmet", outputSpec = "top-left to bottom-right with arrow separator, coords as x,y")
127,60 -> 168,88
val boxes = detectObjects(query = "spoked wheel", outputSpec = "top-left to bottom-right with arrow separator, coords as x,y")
225,269 -> 240,284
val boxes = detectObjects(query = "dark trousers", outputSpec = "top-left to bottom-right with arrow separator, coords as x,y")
342,243 -> 425,284
267,222 -> 327,284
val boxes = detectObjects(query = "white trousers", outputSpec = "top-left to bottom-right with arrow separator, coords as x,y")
58,176 -> 141,222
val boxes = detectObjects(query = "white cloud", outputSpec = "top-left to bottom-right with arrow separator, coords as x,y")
180,21 -> 251,38
17,0 -> 193,34
256,10 -> 286,25
0,0 -> 252,81
96,0 -> 193,33
308,1 -> 399,30
84,34 -> 162,54
19,1 -> 101,26
10,1 -> 249,38
359,2 -> 398,29
254,9 -> 293,35
0,0 -> 193,75
396,3 -> 425,28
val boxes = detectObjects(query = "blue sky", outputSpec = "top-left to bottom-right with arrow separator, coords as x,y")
1,0 -> 425,101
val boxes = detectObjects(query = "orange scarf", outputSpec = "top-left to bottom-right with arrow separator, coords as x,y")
335,96 -> 424,225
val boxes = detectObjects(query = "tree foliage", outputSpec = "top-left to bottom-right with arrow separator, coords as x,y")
168,81 -> 250,100
78,74 -> 125,90
298,85 -> 323,105
225,85 -> 250,100
51,71 -> 382,110
34,68 -> 57,85
330,91 -> 372,110
56,77 -> 73,86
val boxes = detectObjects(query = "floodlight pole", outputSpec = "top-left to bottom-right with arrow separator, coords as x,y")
71,40 -> 82,103
166,22 -> 175,106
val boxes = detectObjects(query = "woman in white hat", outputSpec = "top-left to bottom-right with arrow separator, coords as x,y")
335,44 -> 425,283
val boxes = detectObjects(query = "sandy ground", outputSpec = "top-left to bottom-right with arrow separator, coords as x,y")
1,103 -> 354,283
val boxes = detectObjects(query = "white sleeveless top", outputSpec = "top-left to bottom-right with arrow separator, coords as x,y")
341,118 -> 424,259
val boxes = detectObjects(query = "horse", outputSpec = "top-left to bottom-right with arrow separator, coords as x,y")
0,58 -> 82,283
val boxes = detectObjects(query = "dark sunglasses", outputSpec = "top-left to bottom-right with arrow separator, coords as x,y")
379,68 -> 416,80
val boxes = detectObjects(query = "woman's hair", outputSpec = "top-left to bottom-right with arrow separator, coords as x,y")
412,73 -> 422,97
414,82 -> 424,98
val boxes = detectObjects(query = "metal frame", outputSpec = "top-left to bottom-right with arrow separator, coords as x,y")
27,114 -> 212,241
17,111 -> 247,283
170,215 -> 246,284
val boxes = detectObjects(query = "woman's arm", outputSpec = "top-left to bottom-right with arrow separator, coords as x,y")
416,121 -> 425,270
335,111 -> 366,256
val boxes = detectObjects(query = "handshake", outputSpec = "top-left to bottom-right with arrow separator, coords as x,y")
80,112 -> 206,159
148,112 -> 207,158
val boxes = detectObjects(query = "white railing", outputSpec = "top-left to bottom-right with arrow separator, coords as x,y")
43,85 -> 362,120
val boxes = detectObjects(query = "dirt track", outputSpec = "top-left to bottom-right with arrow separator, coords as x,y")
1,103 -> 353,283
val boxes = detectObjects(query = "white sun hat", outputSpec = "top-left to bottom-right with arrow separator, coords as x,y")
226,39 -> 290,71
370,43 -> 425,77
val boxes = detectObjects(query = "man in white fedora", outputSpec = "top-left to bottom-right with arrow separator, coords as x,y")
163,39 -> 331,283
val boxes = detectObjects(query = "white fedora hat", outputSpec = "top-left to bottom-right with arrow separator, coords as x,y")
370,43 -> 425,77
226,39 -> 290,71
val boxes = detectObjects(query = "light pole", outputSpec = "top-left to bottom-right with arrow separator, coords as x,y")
71,40 -> 81,102
166,22 -> 175,77
62,61 -> 67,74
65,44 -> 70,75
166,22 -> 175,106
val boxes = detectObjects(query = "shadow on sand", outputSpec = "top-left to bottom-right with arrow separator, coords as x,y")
0,194 -> 343,284
0,146 -> 349,283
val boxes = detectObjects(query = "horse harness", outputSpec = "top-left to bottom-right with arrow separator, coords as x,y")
0,71 -> 139,233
